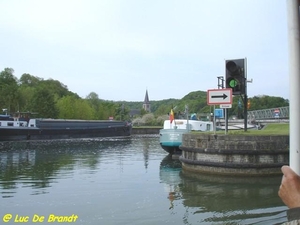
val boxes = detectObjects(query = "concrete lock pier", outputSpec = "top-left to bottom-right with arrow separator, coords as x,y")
179,134 -> 289,176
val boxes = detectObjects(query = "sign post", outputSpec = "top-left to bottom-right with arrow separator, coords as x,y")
207,89 -> 232,134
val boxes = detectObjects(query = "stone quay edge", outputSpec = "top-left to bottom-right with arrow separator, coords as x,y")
179,133 -> 289,176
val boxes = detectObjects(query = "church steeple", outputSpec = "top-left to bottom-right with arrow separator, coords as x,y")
143,89 -> 151,112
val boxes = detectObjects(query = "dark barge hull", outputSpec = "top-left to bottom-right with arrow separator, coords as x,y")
0,119 -> 132,141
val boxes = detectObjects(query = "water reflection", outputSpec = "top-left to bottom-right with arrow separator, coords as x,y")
181,171 -> 286,224
160,155 -> 182,210
141,136 -> 150,170
0,136 -> 288,225
0,137 -> 132,197
160,155 -> 287,225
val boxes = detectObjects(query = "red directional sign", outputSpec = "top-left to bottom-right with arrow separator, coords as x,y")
207,88 -> 232,105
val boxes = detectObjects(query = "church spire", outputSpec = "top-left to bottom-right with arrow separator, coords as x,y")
143,89 -> 151,112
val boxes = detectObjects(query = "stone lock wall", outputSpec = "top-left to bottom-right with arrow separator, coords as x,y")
179,134 -> 289,175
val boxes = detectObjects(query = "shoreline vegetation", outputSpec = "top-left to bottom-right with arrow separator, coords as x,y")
133,123 -> 289,136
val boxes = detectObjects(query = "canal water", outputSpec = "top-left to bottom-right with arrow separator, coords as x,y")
0,135 -> 288,225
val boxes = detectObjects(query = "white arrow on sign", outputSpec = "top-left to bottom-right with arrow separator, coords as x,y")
207,88 -> 232,105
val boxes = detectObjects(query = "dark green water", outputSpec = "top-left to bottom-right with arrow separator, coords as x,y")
0,135 -> 288,224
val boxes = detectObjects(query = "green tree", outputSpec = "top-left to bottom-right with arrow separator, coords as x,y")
86,92 -> 101,119
19,73 -> 43,87
37,79 -> 78,102
154,104 -> 172,116
18,85 -> 35,112
249,95 -> 289,110
0,68 -> 20,112
115,103 -> 130,121
142,113 -> 155,125
31,88 -> 58,118
140,108 -> 148,116
56,95 -> 77,119
74,99 -> 95,120
98,101 -> 118,120
57,95 -> 95,119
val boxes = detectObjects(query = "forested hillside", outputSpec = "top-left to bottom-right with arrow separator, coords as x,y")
0,68 -> 128,120
127,90 -> 289,118
0,68 -> 289,120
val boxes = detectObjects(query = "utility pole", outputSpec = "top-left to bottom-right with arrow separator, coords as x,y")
287,0 -> 300,174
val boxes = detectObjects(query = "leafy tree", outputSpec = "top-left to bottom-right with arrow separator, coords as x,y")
30,88 -> 58,118
115,103 -> 130,121
18,85 -> 35,111
56,95 -> 77,119
0,68 -> 20,112
142,113 -> 155,125
132,117 -> 145,126
86,92 -> 100,101
150,98 -> 178,112
74,99 -> 95,120
38,79 -> 78,101
19,73 -> 43,86
154,104 -> 173,116
99,101 -> 117,120
156,115 -> 168,126
86,92 -> 101,119
248,95 -> 289,110
57,95 -> 95,119
18,73 -> 79,114
140,108 -> 148,116
226,95 -> 289,119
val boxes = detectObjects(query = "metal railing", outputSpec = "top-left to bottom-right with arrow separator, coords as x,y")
248,106 -> 289,120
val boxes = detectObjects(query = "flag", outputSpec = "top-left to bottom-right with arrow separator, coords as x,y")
170,109 -> 174,123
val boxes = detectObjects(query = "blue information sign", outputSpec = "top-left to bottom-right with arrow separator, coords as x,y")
214,109 -> 224,118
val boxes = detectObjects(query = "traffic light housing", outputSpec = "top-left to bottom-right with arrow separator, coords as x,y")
247,99 -> 250,109
225,59 -> 246,95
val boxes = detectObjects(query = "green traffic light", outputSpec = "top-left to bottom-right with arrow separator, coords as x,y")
229,79 -> 238,88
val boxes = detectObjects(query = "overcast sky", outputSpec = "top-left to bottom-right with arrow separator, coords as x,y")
0,0 -> 288,101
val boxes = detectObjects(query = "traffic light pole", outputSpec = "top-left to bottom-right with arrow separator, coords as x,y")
244,94 -> 247,132
217,76 -> 228,134
244,58 -> 248,132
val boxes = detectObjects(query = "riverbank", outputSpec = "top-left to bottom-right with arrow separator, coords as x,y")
132,127 -> 161,135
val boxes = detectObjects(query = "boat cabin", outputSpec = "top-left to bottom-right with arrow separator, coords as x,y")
0,119 -> 28,127
163,119 -> 213,132
0,112 -> 36,128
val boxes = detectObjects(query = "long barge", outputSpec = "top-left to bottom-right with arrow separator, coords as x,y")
0,115 -> 132,141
